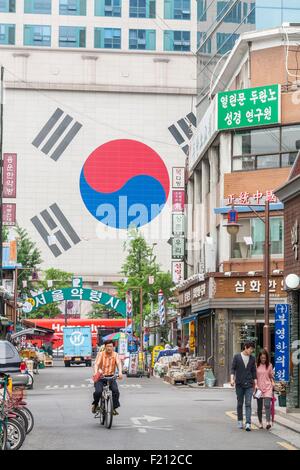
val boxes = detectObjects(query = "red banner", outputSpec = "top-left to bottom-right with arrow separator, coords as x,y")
2,203 -> 16,226
3,153 -> 17,198
172,190 -> 185,212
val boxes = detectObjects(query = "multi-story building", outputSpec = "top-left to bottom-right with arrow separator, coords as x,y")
197,0 -> 300,118
0,0 -> 197,52
180,25 -> 300,389
0,1 -> 197,315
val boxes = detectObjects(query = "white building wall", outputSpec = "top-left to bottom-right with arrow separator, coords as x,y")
1,46 -> 196,281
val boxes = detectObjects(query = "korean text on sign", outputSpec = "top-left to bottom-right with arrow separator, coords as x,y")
274,304 -> 290,382
218,85 -> 280,131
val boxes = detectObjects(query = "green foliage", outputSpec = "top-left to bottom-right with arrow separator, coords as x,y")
27,268 -> 73,319
115,228 -> 174,334
1,226 -> 9,242
14,225 -> 43,294
87,303 -> 112,319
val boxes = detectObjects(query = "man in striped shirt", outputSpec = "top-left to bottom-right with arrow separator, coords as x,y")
92,340 -> 122,415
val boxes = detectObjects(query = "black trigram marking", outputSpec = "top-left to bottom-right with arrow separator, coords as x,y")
31,203 -> 81,257
168,112 -> 197,156
32,108 -> 82,161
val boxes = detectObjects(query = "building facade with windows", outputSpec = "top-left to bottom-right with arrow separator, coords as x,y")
179,26 -> 300,385
196,0 -> 300,118
0,0 -> 197,315
0,0 -> 197,51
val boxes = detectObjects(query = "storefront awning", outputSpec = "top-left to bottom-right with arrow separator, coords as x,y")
214,203 -> 283,215
182,314 -> 198,324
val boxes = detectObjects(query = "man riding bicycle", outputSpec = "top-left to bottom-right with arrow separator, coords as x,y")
92,340 -> 122,416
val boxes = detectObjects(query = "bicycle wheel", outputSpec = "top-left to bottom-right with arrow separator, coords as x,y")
0,421 -> 7,451
11,409 -> 28,434
26,373 -> 34,390
99,398 -> 105,426
105,395 -> 113,429
21,407 -> 34,434
6,417 -> 26,450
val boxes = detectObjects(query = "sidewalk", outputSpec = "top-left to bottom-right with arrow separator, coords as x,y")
186,382 -> 300,434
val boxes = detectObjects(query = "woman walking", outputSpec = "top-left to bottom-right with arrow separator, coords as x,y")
256,349 -> 275,430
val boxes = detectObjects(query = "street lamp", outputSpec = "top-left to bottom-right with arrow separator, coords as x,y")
224,201 -> 271,352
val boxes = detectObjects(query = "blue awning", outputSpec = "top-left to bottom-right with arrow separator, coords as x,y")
214,203 -> 283,215
182,314 -> 198,324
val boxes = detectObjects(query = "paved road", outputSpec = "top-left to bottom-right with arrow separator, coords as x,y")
22,362 -> 300,450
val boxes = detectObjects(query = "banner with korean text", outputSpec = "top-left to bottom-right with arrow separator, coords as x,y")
218,84 -> 281,131
275,304 -> 290,382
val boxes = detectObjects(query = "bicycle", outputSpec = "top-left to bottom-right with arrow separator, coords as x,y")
0,373 -> 26,450
95,375 -> 118,429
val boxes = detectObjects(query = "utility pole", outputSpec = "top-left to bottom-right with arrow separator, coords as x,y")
0,66 -> 4,317
263,199 -> 271,353
140,287 -> 143,351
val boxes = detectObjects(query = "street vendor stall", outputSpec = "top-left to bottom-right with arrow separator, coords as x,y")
11,326 -> 56,368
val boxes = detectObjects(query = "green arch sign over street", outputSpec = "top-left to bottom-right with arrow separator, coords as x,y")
22,288 -> 126,317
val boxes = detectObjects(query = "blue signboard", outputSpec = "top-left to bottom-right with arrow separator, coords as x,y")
275,304 -> 290,382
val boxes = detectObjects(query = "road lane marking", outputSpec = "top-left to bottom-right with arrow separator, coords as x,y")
277,442 -> 297,450
44,383 -> 142,390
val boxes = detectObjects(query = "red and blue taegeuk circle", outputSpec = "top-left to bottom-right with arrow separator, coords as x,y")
79,139 -> 170,229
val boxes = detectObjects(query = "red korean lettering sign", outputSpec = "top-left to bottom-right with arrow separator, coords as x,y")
3,153 -> 17,198
172,190 -> 185,212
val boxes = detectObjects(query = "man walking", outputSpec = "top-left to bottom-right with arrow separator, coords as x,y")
230,342 -> 257,431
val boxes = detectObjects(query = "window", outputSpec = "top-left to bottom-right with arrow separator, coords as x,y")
95,0 -> 121,17
59,0 -> 86,15
0,23 -> 15,44
197,31 -> 211,52
232,125 -> 299,171
129,29 -> 156,50
231,217 -> 284,258
165,0 -> 190,20
217,1 -> 241,23
95,28 -> 121,49
197,0 -> 206,21
130,0 -> 155,18
24,0 -> 51,14
59,26 -> 86,47
164,30 -> 190,52
0,0 -> 15,12
24,25 -> 51,46
216,32 -> 239,54
245,2 -> 256,24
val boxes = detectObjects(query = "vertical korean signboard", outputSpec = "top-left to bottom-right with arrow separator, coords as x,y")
275,304 -> 290,382
217,84 -> 281,131
3,154 -> 17,198
2,203 -> 16,226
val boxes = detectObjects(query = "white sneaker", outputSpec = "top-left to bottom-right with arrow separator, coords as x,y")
245,423 -> 251,431
238,421 -> 243,429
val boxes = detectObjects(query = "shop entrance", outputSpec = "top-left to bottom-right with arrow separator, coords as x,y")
231,310 -> 275,363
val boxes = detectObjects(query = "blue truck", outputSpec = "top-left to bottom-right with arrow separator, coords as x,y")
63,326 -> 92,367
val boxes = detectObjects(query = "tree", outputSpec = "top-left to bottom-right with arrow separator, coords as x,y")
27,268 -> 73,319
87,303 -> 112,319
15,225 -> 42,293
115,228 -> 174,334
1,226 -> 8,242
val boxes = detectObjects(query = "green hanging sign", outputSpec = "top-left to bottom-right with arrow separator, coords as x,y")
22,288 -> 126,317
217,84 -> 281,131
